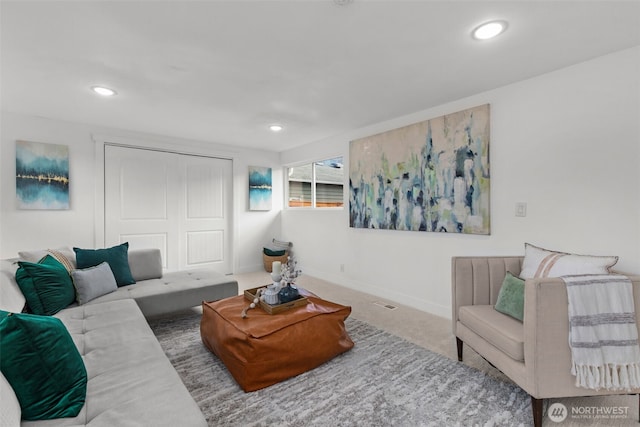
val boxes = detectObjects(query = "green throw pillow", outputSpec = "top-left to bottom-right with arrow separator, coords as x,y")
263,247 -> 286,257
0,311 -> 87,420
74,242 -> 135,287
15,255 -> 75,315
494,272 -> 525,322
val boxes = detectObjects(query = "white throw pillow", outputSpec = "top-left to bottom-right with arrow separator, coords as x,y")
71,262 -> 118,304
0,372 -> 21,427
520,243 -> 618,279
18,246 -> 77,271
0,260 -> 25,313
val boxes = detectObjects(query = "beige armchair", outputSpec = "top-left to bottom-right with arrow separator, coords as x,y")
452,256 -> 640,427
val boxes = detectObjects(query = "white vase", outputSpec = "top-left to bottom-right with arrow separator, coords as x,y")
263,286 -> 279,305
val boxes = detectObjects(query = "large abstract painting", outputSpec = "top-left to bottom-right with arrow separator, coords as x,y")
248,166 -> 272,211
349,104 -> 490,234
16,140 -> 70,210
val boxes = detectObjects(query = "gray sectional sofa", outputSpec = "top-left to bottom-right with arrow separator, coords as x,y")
1,248 -> 239,426
73,248 -> 238,317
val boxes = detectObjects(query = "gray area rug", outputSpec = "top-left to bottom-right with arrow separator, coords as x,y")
149,312 -> 532,426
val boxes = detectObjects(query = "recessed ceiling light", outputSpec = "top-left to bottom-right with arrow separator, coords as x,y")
472,21 -> 508,40
91,86 -> 117,96
269,124 -> 283,132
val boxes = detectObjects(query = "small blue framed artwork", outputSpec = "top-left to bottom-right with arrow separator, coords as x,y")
16,140 -> 70,210
248,166 -> 272,211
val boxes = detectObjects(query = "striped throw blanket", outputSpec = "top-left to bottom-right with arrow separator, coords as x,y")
563,274 -> 640,390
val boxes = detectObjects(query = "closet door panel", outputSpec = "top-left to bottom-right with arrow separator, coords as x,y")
119,159 -> 168,220
180,156 -> 232,273
105,145 -> 232,274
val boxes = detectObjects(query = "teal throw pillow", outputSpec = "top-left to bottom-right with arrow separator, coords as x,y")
263,247 -> 286,257
0,311 -> 87,420
494,272 -> 525,322
15,255 -> 75,315
74,242 -> 135,287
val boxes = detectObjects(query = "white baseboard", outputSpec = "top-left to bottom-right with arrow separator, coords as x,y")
302,267 -> 451,319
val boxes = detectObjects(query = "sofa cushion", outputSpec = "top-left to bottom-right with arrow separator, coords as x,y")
494,272 -> 525,321
71,262 -> 118,305
520,243 -> 618,279
42,299 -> 208,427
16,255 -> 75,315
127,248 -> 163,281
85,268 -> 238,317
0,311 -> 87,420
0,259 -> 25,313
459,305 -> 525,362
74,243 -> 135,287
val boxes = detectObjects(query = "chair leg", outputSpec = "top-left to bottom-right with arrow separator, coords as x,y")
531,397 -> 543,427
637,394 -> 639,422
456,337 -> 463,361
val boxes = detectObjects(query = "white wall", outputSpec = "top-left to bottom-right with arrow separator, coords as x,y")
0,113 -> 282,272
2,47 -> 638,316
281,46 -> 640,318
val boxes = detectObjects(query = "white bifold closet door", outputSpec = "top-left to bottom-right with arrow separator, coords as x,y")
104,145 -> 232,274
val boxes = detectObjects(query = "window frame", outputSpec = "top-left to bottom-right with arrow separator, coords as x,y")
285,156 -> 344,210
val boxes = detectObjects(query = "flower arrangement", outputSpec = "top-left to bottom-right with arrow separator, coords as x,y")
281,255 -> 302,286
240,255 -> 303,318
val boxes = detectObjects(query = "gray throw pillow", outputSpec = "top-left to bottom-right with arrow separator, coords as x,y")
71,262 -> 118,304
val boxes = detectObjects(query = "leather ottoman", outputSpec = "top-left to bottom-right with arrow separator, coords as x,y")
200,294 -> 354,392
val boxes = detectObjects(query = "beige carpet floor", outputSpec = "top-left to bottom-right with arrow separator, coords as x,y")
226,271 -> 639,427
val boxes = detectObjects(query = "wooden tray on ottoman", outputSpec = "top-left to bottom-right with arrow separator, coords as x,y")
243,286 -> 308,314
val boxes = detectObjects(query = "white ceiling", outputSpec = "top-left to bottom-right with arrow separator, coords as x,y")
2,1 -> 639,152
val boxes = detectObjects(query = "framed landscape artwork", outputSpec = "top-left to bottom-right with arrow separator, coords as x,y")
248,166 -> 272,211
349,104 -> 490,235
16,140 -> 70,210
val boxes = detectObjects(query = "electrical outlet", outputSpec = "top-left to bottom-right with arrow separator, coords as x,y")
515,202 -> 527,217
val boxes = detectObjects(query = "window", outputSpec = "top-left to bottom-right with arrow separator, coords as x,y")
287,157 -> 344,208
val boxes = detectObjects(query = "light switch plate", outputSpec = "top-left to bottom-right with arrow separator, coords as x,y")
515,202 -> 527,217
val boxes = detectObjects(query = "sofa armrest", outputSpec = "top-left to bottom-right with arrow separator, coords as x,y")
523,275 -> 640,398
128,249 -> 163,281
